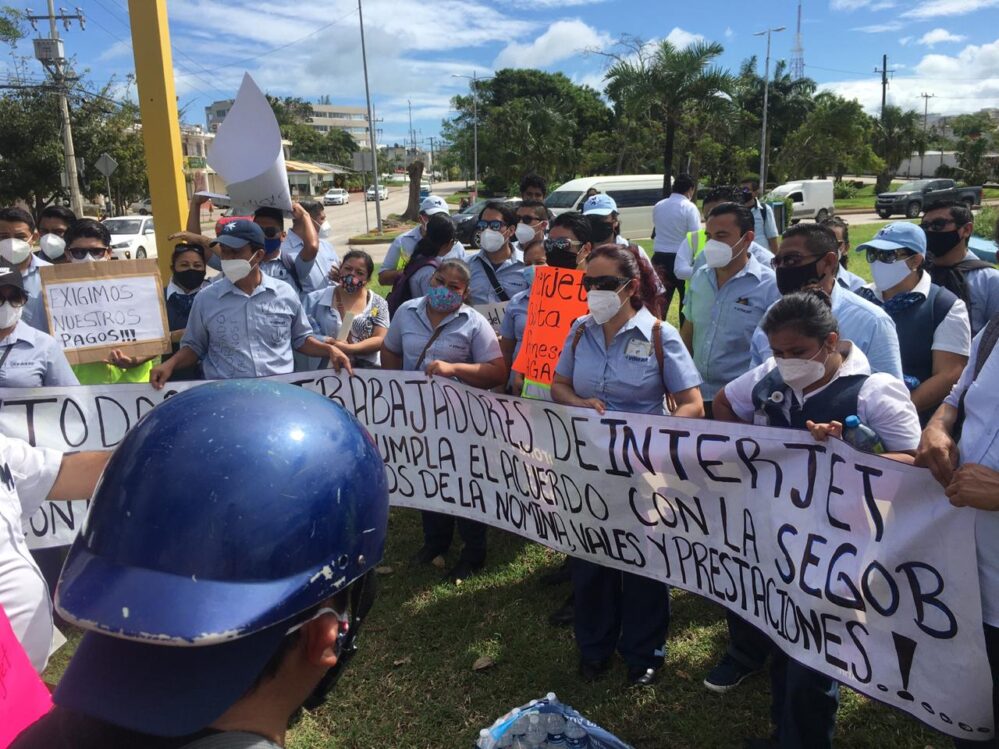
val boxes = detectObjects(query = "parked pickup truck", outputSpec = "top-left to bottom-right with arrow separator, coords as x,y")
875,179 -> 982,219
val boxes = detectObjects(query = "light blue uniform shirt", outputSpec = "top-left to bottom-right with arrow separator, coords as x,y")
555,307 -> 701,415
181,273 -> 313,380
956,250 -> 999,335
499,289 -> 531,362
468,248 -> 528,305
259,255 -> 300,293
382,226 -> 422,272
304,286 -> 389,368
689,241 -> 774,279
408,244 -> 470,299
683,254 -> 781,401
0,321 -> 77,387
751,201 -> 779,242
945,327 -> 999,624
383,298 -> 501,372
750,282 -> 904,379
836,264 -> 866,293
283,229 -> 340,295
21,255 -> 51,333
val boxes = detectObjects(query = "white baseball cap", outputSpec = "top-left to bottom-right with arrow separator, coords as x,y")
420,195 -> 450,216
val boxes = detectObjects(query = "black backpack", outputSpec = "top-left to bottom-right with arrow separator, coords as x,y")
386,256 -> 440,317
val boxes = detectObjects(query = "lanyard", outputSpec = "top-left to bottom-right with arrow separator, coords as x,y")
0,343 -> 15,371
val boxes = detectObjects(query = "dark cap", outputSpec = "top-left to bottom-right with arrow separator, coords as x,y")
209,219 -> 265,250
0,260 -> 25,292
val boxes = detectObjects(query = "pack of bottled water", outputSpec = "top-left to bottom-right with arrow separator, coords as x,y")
474,693 -> 633,749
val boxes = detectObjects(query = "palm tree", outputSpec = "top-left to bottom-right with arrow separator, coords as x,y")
875,105 -> 922,192
605,39 -> 731,193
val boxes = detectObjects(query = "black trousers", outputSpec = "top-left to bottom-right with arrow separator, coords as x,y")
726,609 -> 773,670
420,511 -> 486,565
572,559 -> 670,669
652,252 -> 685,324
770,648 -> 840,749
954,623 -> 999,747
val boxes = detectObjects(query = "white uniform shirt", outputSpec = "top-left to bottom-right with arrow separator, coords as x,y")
0,435 -> 62,672
652,193 -> 701,254
725,342 -> 921,452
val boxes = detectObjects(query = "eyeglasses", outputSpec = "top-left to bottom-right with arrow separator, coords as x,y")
582,275 -> 628,292
920,219 -> 958,232
544,237 -> 581,254
771,252 -> 823,269
69,247 -> 110,260
0,291 -> 27,308
518,215 -> 542,225
475,219 -> 505,232
865,248 -> 913,264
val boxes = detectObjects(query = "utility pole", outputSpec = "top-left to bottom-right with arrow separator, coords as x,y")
875,54 -> 894,120
358,0 -> 382,233
920,92 -> 936,178
26,2 -> 85,217
428,136 -> 436,189
755,26 -> 785,190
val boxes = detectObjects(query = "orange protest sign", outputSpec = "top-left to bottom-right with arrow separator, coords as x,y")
511,266 -> 588,384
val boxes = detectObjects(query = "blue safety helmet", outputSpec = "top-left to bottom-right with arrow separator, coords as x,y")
52,380 -> 389,736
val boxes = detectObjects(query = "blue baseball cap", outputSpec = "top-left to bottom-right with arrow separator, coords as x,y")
582,193 -> 617,216
210,219 -> 265,249
856,221 -> 926,256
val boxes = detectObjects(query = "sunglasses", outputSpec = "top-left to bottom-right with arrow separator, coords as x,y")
475,219 -> 506,232
865,248 -> 913,264
920,219 -> 958,232
582,275 -> 628,292
262,226 -> 280,238
0,290 -> 27,307
518,215 -> 542,225
771,252 -> 823,269
544,237 -> 581,253
69,247 -> 110,260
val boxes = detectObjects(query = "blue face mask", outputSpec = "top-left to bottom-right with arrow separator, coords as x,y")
523,265 -> 539,287
264,237 -> 282,254
426,285 -> 463,313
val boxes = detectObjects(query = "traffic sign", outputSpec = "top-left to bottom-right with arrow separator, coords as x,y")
94,153 -> 119,178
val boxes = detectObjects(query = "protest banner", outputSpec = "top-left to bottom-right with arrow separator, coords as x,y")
473,302 -> 508,337
207,73 -> 293,216
5,372 -> 992,739
40,259 -> 171,365
512,266 -> 588,384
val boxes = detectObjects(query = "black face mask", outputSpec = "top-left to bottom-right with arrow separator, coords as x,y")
173,268 -> 206,292
776,258 -> 825,295
591,222 -> 615,244
547,247 -> 579,269
925,230 -> 962,258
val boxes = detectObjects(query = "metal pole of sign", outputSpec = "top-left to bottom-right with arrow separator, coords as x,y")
358,0 -> 382,234
105,173 -> 112,216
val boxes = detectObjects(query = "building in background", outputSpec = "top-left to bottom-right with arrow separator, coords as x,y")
205,99 -> 370,149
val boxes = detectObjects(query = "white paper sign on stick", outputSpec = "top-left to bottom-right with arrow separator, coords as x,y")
207,73 -> 293,216
473,302 -> 508,337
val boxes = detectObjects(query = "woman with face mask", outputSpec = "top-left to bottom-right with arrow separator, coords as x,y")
710,290 -> 921,749
499,239 -> 547,396
381,259 -> 507,584
163,244 -> 209,381
304,250 -> 388,369
468,202 -> 528,305
551,244 -> 704,688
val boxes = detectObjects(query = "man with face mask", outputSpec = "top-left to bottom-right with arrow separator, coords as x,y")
820,216 -> 865,293
149,220 -> 351,387
11,380 -> 388,749
378,195 -> 466,287
680,203 -> 780,416
514,200 -> 548,249
855,222 -> 970,423
284,201 -> 340,294
36,205 -> 75,264
748,224 -> 904,379
468,201 -> 528,305
250,206 -> 302,293
739,178 -> 779,252
921,200 -> 999,336
0,207 -> 53,332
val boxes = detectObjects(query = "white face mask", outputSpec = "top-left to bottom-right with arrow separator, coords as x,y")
870,258 -> 914,292
479,228 -> 506,253
775,346 -> 828,391
702,236 -> 746,269
39,233 -> 65,260
0,238 -> 32,265
587,288 -> 625,325
0,301 -> 22,328
317,221 -> 333,240
515,222 -> 537,245
221,258 -> 253,283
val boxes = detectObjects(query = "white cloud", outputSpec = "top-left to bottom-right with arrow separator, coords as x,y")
854,21 -> 906,32
831,0 -> 878,8
820,36 -> 999,115
664,26 -> 704,49
724,27 -> 734,39
493,19 -> 612,69
917,27 -> 967,45
900,35 -> 913,45
97,39 -> 132,63
903,0 -> 999,18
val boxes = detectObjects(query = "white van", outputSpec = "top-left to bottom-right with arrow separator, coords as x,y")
768,179 -> 835,223
546,175 -> 665,240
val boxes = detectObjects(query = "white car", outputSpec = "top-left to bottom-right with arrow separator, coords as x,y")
366,185 -> 389,201
103,215 -> 157,260
128,198 -> 152,215
323,188 -> 349,206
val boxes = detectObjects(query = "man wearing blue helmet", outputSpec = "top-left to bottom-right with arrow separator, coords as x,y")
12,381 -> 390,748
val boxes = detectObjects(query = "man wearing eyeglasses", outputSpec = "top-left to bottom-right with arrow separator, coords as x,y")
855,222 -> 970,424
468,201 -> 528,305
921,200 -> 999,336
680,203 -> 780,418
247,206 -> 303,294
514,201 -> 549,249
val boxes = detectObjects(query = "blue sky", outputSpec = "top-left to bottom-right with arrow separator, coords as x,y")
5,0 -> 999,148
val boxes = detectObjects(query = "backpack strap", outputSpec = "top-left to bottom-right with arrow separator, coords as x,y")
476,254 -> 510,302
954,314 -> 999,439
415,316 -> 455,371
571,323 -> 586,354
652,319 -> 665,383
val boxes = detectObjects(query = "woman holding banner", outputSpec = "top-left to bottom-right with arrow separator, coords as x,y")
711,290 -> 921,749
551,243 -> 704,687
381,259 -> 507,584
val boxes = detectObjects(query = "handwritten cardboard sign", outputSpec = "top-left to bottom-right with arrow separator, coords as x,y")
0,605 -> 52,744
473,302 -> 508,337
512,267 -> 588,384
40,259 -> 171,365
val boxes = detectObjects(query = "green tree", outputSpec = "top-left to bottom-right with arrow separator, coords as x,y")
950,113 -> 996,185
778,92 -> 881,180
874,105 -> 922,192
604,38 -> 731,193
0,87 -> 65,215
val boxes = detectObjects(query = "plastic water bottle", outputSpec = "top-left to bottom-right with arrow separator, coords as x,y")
526,714 -> 548,747
477,728 -> 495,749
545,713 -> 567,747
842,415 -> 885,454
564,719 -> 589,748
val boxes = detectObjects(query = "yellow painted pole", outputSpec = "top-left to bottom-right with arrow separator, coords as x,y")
127,0 -> 187,285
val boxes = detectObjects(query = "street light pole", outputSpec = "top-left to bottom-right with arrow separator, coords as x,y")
358,0 -> 382,233
452,71 -> 492,201
755,26 -> 785,190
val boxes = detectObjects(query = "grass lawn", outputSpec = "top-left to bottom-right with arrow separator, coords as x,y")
40,223 -> 947,748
